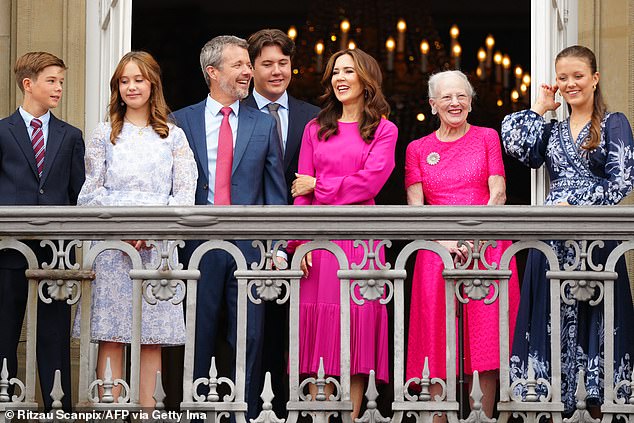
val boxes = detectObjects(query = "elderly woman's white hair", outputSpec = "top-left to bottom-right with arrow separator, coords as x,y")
427,70 -> 476,99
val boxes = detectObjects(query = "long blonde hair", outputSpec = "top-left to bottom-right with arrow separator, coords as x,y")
108,51 -> 171,144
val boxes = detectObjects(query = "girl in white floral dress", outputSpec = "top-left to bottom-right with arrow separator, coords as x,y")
73,51 -> 197,406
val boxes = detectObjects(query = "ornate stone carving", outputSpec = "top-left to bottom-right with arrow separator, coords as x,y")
192,357 -> 236,403
88,357 -> 130,404
38,240 -> 81,305
142,240 -> 186,305
350,239 -> 393,305
248,240 -> 290,304
299,357 -> 341,402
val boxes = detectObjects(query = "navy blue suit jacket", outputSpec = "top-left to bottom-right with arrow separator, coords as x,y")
172,99 -> 287,265
172,99 -> 287,208
243,94 -> 319,204
0,109 -> 85,267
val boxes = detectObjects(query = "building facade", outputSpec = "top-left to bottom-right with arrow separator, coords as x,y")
1,1 -> 632,196
0,0 -> 633,410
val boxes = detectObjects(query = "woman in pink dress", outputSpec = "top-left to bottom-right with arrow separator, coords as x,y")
404,70 -> 520,418
291,48 -> 397,419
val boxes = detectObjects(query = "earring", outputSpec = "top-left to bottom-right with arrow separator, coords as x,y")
431,108 -> 437,115
364,89 -> 369,99
468,105 -> 472,112
593,84 -> 597,90
120,101 -> 125,107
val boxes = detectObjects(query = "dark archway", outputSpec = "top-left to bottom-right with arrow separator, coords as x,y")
130,0 -> 531,415
132,0 -> 531,206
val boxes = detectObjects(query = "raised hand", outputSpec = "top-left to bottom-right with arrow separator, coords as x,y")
531,83 -> 561,116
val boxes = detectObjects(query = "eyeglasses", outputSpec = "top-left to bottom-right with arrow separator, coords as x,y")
432,93 -> 471,104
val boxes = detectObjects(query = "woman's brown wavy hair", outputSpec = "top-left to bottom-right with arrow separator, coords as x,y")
316,49 -> 390,143
555,45 -> 605,150
108,51 -> 171,144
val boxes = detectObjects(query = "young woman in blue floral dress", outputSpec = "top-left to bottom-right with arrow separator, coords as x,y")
501,45 -> 634,415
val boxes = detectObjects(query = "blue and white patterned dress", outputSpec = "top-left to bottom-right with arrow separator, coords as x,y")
72,121 -> 197,345
501,110 -> 634,413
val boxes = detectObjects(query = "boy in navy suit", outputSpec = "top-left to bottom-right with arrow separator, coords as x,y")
0,52 -> 85,410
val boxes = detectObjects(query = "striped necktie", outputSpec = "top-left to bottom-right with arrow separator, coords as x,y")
30,118 -> 45,177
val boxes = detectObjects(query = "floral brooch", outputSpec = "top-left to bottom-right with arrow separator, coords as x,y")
426,152 -> 440,165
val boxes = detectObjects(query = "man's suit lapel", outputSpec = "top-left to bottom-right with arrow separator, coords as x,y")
40,114 -> 65,186
285,96 -> 308,172
243,95 -> 258,110
188,101 -> 209,182
7,111 -> 39,179
233,107 -> 256,175
245,94 -> 307,174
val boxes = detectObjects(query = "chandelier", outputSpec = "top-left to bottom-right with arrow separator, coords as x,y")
285,0 -> 531,140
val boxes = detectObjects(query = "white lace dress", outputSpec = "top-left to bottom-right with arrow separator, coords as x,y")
72,122 -> 197,345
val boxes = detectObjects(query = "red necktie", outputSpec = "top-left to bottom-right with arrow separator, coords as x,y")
30,118 -> 45,177
214,107 -> 233,205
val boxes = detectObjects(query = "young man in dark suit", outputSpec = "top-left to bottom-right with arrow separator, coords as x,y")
244,29 -> 320,416
0,51 -> 85,410
244,29 -> 320,204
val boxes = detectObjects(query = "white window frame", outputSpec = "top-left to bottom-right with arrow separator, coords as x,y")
82,1 -> 132,401
85,0 -> 132,134
530,0 -> 578,204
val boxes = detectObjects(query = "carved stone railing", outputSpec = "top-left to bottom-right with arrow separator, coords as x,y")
0,205 -> 633,423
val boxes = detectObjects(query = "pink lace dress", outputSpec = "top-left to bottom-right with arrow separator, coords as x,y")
404,125 -> 520,379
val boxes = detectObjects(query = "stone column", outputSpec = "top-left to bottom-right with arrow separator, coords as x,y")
0,0 -> 13,118
579,0 -> 634,295
578,0 -> 633,123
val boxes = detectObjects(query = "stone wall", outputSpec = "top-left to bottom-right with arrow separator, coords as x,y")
578,0 -> 633,124
579,0 -> 634,294
0,0 -> 85,131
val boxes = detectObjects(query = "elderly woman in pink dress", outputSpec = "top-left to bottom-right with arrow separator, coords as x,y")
405,70 -> 520,418
291,48 -> 397,420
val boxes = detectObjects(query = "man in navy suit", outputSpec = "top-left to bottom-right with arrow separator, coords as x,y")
244,29 -> 320,415
172,35 -> 287,419
0,51 -> 85,410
